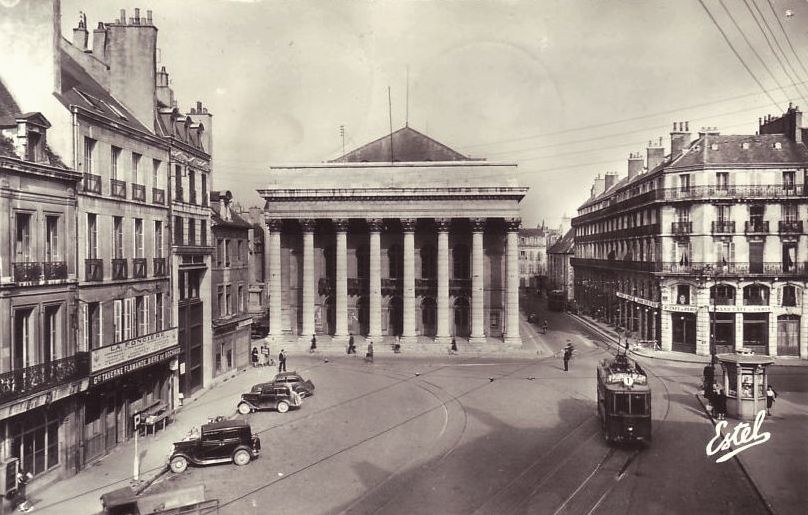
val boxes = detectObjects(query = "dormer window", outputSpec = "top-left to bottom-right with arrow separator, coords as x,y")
25,130 -> 43,162
16,113 -> 51,163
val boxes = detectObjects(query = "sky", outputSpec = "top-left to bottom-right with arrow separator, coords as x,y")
62,0 -> 808,229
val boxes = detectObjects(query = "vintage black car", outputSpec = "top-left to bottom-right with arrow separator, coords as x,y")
168,420 -> 260,474
238,383 -> 303,414
271,371 -> 315,397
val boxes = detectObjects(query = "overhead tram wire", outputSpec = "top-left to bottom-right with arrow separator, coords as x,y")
765,0 -> 808,86
747,0 -> 808,103
698,0 -> 783,111
716,0 -> 793,106
743,0 -> 808,105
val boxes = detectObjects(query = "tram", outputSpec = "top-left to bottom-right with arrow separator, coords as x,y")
596,354 -> 652,443
547,290 -> 566,311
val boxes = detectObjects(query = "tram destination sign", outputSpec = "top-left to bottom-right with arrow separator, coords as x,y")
91,328 -> 178,373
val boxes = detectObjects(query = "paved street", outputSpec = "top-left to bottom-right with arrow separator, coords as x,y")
137,306 -> 773,514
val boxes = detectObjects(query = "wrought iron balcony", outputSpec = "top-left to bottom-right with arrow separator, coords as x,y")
152,187 -> 165,205
744,221 -> 769,234
659,261 -> 808,276
0,352 -> 90,405
711,221 -> 735,234
83,173 -> 102,194
12,262 -> 41,282
671,221 -> 692,235
663,184 -> 807,201
112,258 -> 128,280
132,258 -> 147,278
110,178 -> 127,199
132,183 -> 146,202
85,259 -> 103,281
779,220 -> 803,234
43,261 -> 67,280
153,257 -> 167,277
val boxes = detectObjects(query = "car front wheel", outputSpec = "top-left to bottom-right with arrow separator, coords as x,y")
170,456 -> 188,473
233,449 -> 251,466
238,403 -> 252,415
276,401 -> 289,413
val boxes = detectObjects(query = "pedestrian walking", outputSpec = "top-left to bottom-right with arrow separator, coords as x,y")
542,320 -> 549,334
278,349 -> 287,373
14,470 -> 33,512
562,341 -> 574,372
365,340 -> 374,363
714,385 -> 727,420
251,347 -> 259,367
347,334 -> 356,355
450,336 -> 458,355
393,335 -> 401,353
766,385 -> 778,415
309,334 -> 317,353
261,343 -> 272,366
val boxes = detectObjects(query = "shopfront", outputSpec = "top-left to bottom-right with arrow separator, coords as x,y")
742,313 -> 769,355
672,312 -> 697,353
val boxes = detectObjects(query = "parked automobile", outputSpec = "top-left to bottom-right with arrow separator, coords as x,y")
271,371 -> 315,397
238,383 -> 303,414
168,420 -> 260,474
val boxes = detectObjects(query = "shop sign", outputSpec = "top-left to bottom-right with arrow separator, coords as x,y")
661,304 -> 699,313
91,328 -> 178,373
89,346 -> 181,386
712,305 -> 771,313
616,292 -> 659,308
0,379 -> 88,422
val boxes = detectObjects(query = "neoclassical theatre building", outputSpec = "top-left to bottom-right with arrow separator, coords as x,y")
259,127 -> 527,346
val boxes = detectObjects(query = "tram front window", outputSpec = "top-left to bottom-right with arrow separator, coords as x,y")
613,393 -> 648,415
630,394 -> 647,415
614,394 -> 630,414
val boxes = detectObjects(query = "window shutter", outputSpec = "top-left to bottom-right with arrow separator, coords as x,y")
143,296 -> 150,335
114,299 -> 122,342
82,304 -> 88,350
98,304 -> 103,347
123,298 -> 132,340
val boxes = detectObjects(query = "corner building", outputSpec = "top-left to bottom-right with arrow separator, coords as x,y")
573,107 -> 808,360
260,127 -> 526,346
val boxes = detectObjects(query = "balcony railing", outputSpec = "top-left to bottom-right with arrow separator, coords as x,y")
671,221 -> 692,235
745,221 -> 769,234
711,221 -> 735,234
112,258 -> 128,280
570,258 -> 657,272
83,173 -> 102,194
659,261 -> 808,276
111,179 -> 127,199
85,259 -> 103,281
663,184 -> 807,200
0,353 -> 90,405
779,220 -> 803,234
132,258 -> 147,278
153,257 -> 167,277
710,296 -> 735,306
153,187 -> 165,205
43,261 -> 67,280
12,262 -> 41,282
743,296 -> 769,306
132,183 -> 146,202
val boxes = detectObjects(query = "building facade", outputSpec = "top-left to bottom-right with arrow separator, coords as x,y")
572,107 -> 808,360
242,206 -> 269,332
260,127 -> 526,346
211,192 -> 253,376
547,228 -> 575,301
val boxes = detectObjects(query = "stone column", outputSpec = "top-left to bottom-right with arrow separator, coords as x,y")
335,219 -> 349,341
368,219 -> 383,340
301,219 -> 315,339
435,218 -> 451,344
470,218 -> 486,343
402,218 -> 417,343
266,217 -> 283,338
504,218 -> 522,345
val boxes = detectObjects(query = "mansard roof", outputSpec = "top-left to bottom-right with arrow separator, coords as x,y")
548,228 -> 575,254
0,79 -> 21,128
670,134 -> 808,168
331,126 -> 474,163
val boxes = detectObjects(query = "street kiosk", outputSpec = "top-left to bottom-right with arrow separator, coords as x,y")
715,352 -> 775,420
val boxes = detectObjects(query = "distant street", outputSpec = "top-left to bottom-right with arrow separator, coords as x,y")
146,302 -> 770,514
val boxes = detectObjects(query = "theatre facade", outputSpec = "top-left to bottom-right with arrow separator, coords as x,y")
258,127 -> 527,346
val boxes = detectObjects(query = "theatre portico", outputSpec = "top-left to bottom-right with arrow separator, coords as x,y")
258,127 -> 527,348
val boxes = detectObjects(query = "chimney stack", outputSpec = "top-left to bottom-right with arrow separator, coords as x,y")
627,152 -> 644,179
73,12 -> 88,50
646,137 -> 664,172
92,22 -> 108,61
670,121 -> 692,158
604,171 -> 619,190
119,9 -> 126,25
590,173 -> 606,198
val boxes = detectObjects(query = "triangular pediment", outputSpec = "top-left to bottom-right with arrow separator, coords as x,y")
331,126 -> 474,162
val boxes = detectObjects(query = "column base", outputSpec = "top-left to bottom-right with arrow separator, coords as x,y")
468,336 -> 487,344
332,334 -> 349,345
400,336 -> 418,345
504,336 -> 523,346
434,335 -> 452,345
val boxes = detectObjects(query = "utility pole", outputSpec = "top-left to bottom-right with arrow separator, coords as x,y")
388,86 -> 394,162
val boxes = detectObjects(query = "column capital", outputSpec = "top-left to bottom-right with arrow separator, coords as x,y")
334,218 -> 350,232
401,218 -> 417,232
434,218 -> 451,232
505,217 -> 522,232
367,218 -> 384,232
265,217 -> 283,231
300,218 -> 316,232
470,217 -> 487,232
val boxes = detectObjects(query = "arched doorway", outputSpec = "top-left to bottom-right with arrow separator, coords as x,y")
777,315 -> 800,356
453,297 -> 470,338
421,297 -> 436,336
387,296 -> 403,336
353,297 -> 369,336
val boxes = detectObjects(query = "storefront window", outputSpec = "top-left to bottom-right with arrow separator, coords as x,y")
726,368 -> 737,397
10,413 -> 59,476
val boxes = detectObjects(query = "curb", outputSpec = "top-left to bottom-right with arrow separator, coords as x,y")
133,465 -> 169,495
693,393 -> 775,515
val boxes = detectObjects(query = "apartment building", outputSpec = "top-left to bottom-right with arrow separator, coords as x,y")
572,106 -> 808,360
